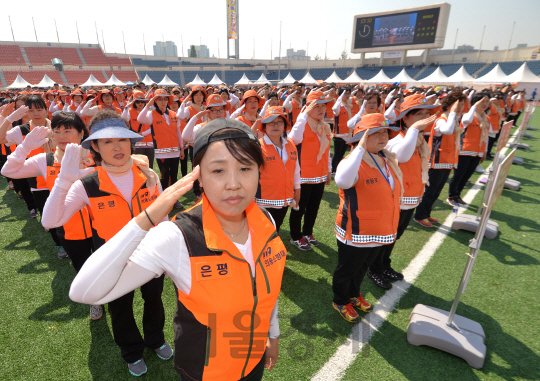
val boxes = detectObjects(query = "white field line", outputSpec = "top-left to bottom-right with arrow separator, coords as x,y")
311,128 -> 521,381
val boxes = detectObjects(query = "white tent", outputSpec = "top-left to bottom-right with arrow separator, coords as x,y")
186,74 -> 205,86
36,74 -> 56,88
104,74 -> 126,86
418,67 -> 450,83
391,69 -> 416,85
299,71 -> 317,85
7,74 -> 32,88
341,71 -> 363,84
324,71 -> 343,83
279,72 -> 296,85
158,74 -> 179,86
141,74 -> 156,85
504,62 -> 540,94
235,73 -> 251,86
364,69 -> 393,83
474,64 -> 507,83
445,66 -> 475,84
81,74 -> 104,87
255,73 -> 270,84
207,74 -> 224,86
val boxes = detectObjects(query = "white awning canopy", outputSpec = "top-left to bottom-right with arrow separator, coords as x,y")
504,62 -> 540,83
324,71 -> 343,83
418,67 -> 450,83
364,69 -> 393,83
445,66 -> 475,83
340,71 -> 363,84
474,64 -> 508,83
7,74 -> 32,88
279,72 -> 296,85
208,74 -> 224,85
298,71 -> 317,85
104,74 -> 126,86
391,69 -> 415,84
36,74 -> 56,88
255,73 -> 270,84
80,74 -> 104,87
235,73 -> 251,86
141,74 -> 156,85
158,74 -> 179,86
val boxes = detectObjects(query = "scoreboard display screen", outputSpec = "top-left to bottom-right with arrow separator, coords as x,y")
353,6 -> 444,51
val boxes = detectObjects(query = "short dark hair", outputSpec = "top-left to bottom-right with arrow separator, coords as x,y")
471,92 -> 490,106
51,112 -> 89,140
25,95 -> 46,110
267,92 -> 278,101
364,91 -> 381,107
193,128 -> 265,171
440,91 -> 466,112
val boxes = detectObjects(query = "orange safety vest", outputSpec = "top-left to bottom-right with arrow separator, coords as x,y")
398,131 -> 424,206
288,99 -> 302,126
298,120 -> 330,184
255,137 -> 297,207
171,197 -> 286,381
460,117 -> 486,157
424,105 -> 442,136
150,109 -> 180,154
325,99 -> 335,122
334,104 -> 350,135
45,153 -> 93,240
428,116 -> 458,169
463,98 -> 471,114
489,106 -> 501,132
237,113 -> 256,128
335,152 -> 400,244
46,100 -> 54,120
19,124 -> 47,189
351,101 -> 360,117
113,100 -> 126,111
97,104 -> 122,115
80,165 -> 159,249
128,108 -> 153,147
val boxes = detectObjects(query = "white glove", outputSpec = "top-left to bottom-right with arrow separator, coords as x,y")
20,126 -> 49,153
7,105 -> 29,123
55,143 -> 87,190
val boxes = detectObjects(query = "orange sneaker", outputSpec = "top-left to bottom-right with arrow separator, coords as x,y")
351,293 -> 373,312
427,217 -> 439,224
413,218 -> 433,228
333,302 -> 360,323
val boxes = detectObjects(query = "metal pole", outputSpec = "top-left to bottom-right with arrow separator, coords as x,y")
278,21 -> 282,81
76,21 -> 81,44
181,35 -> 184,57
123,32 -> 127,55
101,30 -> 106,53
235,0 -> 239,59
54,19 -> 60,44
451,28 -> 458,63
325,40 -> 328,60
95,22 -> 99,46
218,38 -> 220,59
477,26 -> 485,60
143,33 -> 147,56
8,16 -> 15,42
505,22 -> 516,59
271,39 -> 272,60
32,17 -> 39,42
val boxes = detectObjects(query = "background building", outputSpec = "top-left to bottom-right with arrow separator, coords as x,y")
188,45 -> 210,58
153,41 -> 178,57
274,48 -> 311,61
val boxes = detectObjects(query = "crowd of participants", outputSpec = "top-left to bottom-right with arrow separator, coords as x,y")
0,79 -> 527,379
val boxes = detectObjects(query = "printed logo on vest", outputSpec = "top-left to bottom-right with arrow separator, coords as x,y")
263,247 -> 286,267
196,261 -> 232,281
365,177 -> 379,185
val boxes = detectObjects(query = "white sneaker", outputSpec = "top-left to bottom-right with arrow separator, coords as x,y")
90,305 -> 103,320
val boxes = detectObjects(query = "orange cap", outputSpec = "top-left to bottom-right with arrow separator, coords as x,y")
191,85 -> 207,96
153,88 -> 173,106
57,90 -> 68,97
71,89 -> 86,101
241,90 -> 264,108
395,94 -> 438,120
132,91 -> 147,101
206,93 -> 227,108
260,106 -> 290,132
306,90 -> 331,104
347,114 -> 399,144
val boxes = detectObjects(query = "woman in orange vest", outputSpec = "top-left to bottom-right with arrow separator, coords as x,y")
121,91 -> 154,165
177,85 -> 207,164
137,89 -> 185,209
113,87 -> 127,110
69,119 -> 285,380
44,90 -> 57,119
331,86 -> 354,173
42,110 -> 172,376
367,95 -> 438,289
486,94 -> 505,159
255,106 -> 300,232
283,85 -> 304,126
81,89 -> 122,118
332,113 -> 402,323
287,90 -> 332,251
48,90 -> 69,114
447,92 -> 490,206
235,90 -> 264,128
414,91 -> 466,226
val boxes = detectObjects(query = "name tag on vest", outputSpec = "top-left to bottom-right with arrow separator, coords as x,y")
196,261 -> 233,281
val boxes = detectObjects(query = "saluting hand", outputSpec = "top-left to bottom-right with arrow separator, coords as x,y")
410,113 -> 438,132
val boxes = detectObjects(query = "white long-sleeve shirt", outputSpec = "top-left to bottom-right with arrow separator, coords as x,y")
287,113 -> 332,172
461,105 -> 477,128
433,112 -> 457,137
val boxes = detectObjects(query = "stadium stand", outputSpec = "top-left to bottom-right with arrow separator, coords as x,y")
132,58 -> 173,68
438,63 -> 484,77
0,45 -> 26,66
79,48 -> 131,66
3,70 -> 64,85
415,65 -> 438,80
63,71 -> 107,85
136,71 -> 182,85
356,66 -> 382,80
105,71 -> 139,82
25,47 -> 83,66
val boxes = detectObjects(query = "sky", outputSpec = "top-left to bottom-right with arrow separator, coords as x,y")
1,0 -> 539,61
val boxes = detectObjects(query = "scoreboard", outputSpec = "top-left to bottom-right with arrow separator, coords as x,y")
351,3 -> 451,53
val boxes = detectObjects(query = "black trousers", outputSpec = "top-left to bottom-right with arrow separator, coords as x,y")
332,240 -> 383,305
32,189 -> 61,247
134,147 -> 154,169
414,169 -> 451,220
179,147 -> 189,177
180,351 -> 266,381
370,208 -> 415,274
108,274 -> 166,363
156,157 -> 180,190
14,178 -> 36,211
265,206 -> 289,232
289,182 -> 325,241
58,236 -> 94,272
331,137 -> 348,173
448,155 -> 481,199
487,129 -> 502,156
188,146 -> 202,197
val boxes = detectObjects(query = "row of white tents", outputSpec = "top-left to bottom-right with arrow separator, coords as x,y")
5,63 -> 539,92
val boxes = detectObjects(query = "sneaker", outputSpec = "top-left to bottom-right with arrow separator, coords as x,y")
29,209 -> 38,218
290,238 -> 312,251
90,305 -> 103,320
173,201 -> 184,209
128,359 -> 147,377
332,302 -> 360,323
17,191 -> 23,199
367,270 -> 392,290
383,268 -> 404,281
446,197 -> 459,207
475,164 -> 485,173
304,235 -> 320,247
57,246 -> 68,259
44,227 -> 49,233
455,197 -> 468,206
413,218 -> 434,228
427,217 -> 439,224
155,342 -> 173,360
350,293 -> 373,312
8,181 -> 14,190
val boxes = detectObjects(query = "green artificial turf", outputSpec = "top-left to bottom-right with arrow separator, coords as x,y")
0,111 -> 538,380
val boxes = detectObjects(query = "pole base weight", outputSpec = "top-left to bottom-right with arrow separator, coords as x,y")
451,214 -> 499,239
504,178 -> 521,190
526,126 -> 536,131
522,133 -> 532,139
499,153 -> 524,165
407,304 -> 486,369
507,142 -> 530,150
